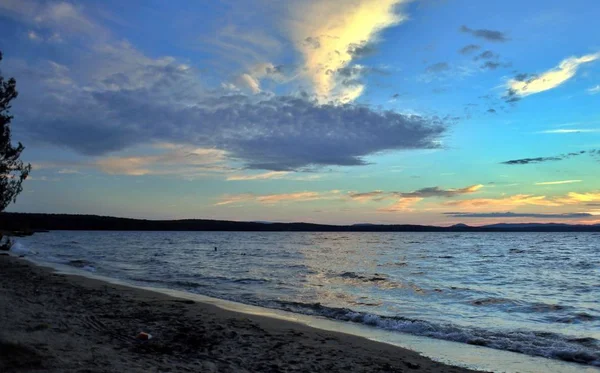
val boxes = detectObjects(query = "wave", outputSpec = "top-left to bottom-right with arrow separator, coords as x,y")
272,300 -> 600,366
67,259 -> 96,272
9,242 -> 35,256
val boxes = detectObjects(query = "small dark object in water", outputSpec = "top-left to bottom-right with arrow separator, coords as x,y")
214,247 -> 217,251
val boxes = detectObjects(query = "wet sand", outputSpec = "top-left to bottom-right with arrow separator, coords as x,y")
0,255 -> 483,372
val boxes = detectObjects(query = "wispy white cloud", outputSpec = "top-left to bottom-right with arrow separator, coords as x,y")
27,30 -> 40,40
233,62 -> 288,93
0,0 -> 107,40
535,180 -> 582,185
539,129 -> 600,134
588,85 -> 600,95
506,53 -> 599,99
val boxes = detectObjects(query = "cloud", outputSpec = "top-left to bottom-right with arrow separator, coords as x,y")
94,145 -> 230,178
505,53 -> 599,100
458,44 -> 481,55
444,194 -> 562,209
349,190 -> 389,202
27,30 -> 40,41
460,25 -> 509,42
6,0 -> 447,173
378,197 -> 423,212
347,43 -> 378,58
226,171 -> 290,181
215,190 -> 340,206
539,129 -> 600,134
349,184 -> 483,212
469,51 -> 510,70
0,0 -> 107,40
13,56 -> 447,171
588,85 -> 600,94
349,184 -> 483,202
480,61 -> 508,70
290,0 -> 410,102
474,50 -> 498,60
399,184 -> 484,198
535,180 -> 582,186
57,168 -> 80,174
216,184 -> 483,210
501,150 -> 589,165
214,194 -> 256,206
257,191 -> 324,204
425,62 -> 450,74
26,176 -> 59,182
236,73 -> 262,93
233,62 -> 289,93
330,64 -> 389,98
445,191 -> 600,211
444,212 -> 593,219
555,192 -> 600,204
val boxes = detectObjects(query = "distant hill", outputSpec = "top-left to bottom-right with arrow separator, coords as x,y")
1,212 -> 600,232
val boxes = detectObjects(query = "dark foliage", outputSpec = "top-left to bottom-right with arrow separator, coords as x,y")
0,213 -> 599,232
1,51 -> 31,212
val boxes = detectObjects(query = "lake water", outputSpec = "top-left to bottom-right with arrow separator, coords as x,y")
14,231 -> 600,368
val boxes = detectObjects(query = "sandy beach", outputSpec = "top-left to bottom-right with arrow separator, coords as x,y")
0,254 -> 483,373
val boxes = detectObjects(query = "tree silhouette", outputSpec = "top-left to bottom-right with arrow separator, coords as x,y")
1,51 -> 30,213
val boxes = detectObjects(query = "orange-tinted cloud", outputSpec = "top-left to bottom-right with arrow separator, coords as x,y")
378,197 -> 423,212
444,194 -> 562,209
227,171 -> 290,181
445,191 -> 600,211
95,145 -> 228,178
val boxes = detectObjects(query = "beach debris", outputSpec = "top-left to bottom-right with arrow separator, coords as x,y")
136,332 -> 153,340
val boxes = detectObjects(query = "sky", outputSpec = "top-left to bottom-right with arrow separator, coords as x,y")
1,0 -> 599,226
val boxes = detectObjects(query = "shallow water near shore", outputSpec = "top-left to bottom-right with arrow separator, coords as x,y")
15,231 -> 600,371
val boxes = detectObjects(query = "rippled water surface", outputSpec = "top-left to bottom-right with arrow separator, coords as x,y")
15,231 -> 600,366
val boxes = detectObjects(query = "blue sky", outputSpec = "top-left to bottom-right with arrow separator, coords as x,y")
1,0 -> 599,225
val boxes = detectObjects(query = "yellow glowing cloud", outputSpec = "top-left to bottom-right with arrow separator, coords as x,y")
556,192 -> 600,204
237,73 -> 261,93
508,53 -> 599,97
291,0 -> 408,102
460,184 -> 484,193
443,190 -> 600,211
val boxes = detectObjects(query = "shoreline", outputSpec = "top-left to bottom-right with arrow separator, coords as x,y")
0,254 -> 482,372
